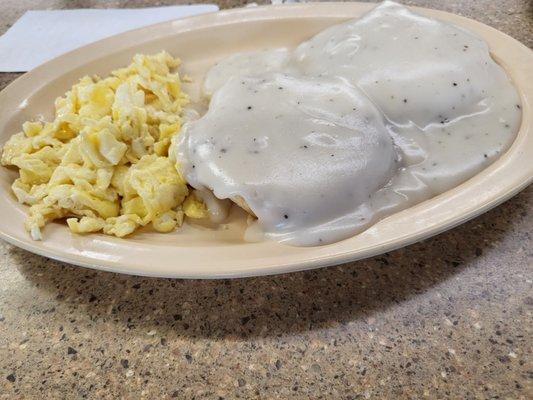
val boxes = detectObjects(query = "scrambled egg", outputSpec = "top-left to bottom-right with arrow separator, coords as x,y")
1,51 -> 207,240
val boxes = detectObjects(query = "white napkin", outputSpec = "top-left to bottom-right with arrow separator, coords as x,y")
0,5 -> 219,72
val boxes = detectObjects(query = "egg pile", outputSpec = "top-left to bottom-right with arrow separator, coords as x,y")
1,51 -> 207,240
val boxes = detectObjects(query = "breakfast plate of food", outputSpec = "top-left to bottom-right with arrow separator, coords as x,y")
0,1 -> 531,278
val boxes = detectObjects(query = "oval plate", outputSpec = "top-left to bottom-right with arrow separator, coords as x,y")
0,3 -> 532,278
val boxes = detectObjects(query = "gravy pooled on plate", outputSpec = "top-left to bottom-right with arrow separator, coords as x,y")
176,1 -> 521,246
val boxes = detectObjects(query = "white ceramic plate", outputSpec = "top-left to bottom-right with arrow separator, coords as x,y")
0,3 -> 532,278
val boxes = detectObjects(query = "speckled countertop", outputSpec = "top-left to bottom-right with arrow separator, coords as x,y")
0,1 -> 532,399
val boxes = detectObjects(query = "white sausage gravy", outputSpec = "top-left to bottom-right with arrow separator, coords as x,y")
175,1 -> 521,246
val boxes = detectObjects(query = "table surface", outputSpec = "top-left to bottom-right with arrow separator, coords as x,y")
1,1 -> 532,399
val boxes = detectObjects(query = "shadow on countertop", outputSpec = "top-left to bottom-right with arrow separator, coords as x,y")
11,186 -> 530,340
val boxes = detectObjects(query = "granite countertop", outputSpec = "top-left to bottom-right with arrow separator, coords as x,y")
0,1 -> 531,398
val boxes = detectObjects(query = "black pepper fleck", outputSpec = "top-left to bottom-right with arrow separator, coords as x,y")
6,374 -> 15,383
283,214 -> 288,219
120,359 -> 129,369
67,347 -> 77,355
403,98 -> 408,103
247,106 -> 252,110
452,82 -> 458,87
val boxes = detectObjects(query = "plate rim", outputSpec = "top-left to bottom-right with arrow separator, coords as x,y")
0,2 -> 532,279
